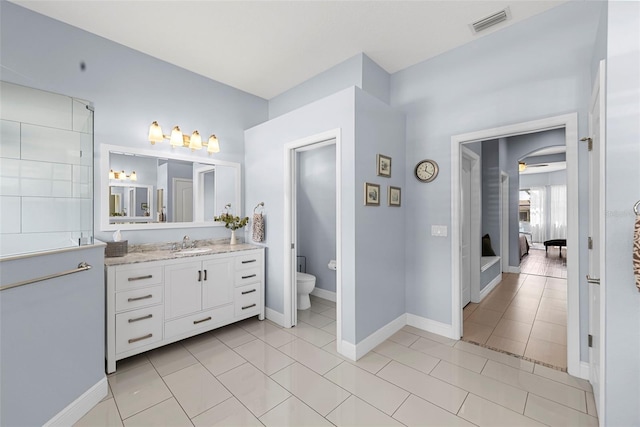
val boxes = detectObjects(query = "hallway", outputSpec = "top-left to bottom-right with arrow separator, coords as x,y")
463,273 -> 567,370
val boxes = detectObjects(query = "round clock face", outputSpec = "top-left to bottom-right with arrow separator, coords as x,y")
415,159 -> 439,182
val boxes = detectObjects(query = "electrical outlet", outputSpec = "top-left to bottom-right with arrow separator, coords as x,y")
431,225 -> 448,237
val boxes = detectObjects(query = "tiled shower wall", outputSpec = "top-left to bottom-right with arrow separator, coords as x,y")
0,81 -> 93,257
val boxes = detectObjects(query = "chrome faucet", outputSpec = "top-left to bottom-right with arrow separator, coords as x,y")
182,235 -> 190,249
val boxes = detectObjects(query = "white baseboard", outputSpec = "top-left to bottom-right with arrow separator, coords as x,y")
505,266 -> 521,274
343,314 -> 406,361
339,340 -> 357,361
265,307 -> 285,327
310,288 -> 336,302
479,273 -> 502,301
406,313 -> 457,340
44,377 -> 108,427
579,361 -> 590,380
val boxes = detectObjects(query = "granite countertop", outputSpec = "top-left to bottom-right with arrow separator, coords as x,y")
104,238 -> 263,266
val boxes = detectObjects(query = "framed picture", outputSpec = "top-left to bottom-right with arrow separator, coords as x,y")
140,202 -> 148,210
364,182 -> 380,206
377,154 -> 392,177
388,186 -> 401,207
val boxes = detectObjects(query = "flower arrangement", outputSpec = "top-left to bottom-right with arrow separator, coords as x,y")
214,212 -> 249,230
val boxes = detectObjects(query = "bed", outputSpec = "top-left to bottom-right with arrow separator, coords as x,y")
519,233 -> 530,259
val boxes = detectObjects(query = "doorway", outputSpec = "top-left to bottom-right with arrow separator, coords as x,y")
451,113 -> 582,377
173,178 -> 193,222
460,147 -> 481,306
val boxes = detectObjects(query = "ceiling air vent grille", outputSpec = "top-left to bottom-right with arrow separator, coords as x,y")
471,8 -> 510,34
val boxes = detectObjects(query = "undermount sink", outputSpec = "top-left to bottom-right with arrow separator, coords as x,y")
173,247 -> 213,256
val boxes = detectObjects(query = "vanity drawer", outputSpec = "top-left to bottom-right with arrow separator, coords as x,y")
115,265 -> 163,291
235,268 -> 261,287
115,286 -> 163,312
234,284 -> 261,317
235,253 -> 262,270
115,305 -> 163,353
164,304 -> 234,339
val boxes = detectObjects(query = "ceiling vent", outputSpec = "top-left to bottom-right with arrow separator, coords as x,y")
470,7 -> 511,34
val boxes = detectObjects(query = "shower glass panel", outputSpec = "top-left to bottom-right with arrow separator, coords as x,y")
0,81 -> 94,257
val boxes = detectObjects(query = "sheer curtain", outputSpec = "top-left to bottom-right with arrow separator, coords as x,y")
549,185 -> 567,239
529,186 -> 546,243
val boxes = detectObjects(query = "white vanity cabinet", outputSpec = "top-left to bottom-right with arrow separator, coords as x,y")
105,248 -> 264,373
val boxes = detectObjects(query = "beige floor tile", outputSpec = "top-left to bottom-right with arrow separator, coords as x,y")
288,321 -> 335,347
192,397 -> 262,427
466,307 -> 503,328
454,340 -> 535,373
122,398 -> 190,426
545,277 -> 567,291
234,339 -> 295,375
322,308 -> 337,319
309,301 -> 333,314
260,396 -> 333,426
461,321 -> 493,344
509,294 -> 541,310
430,361 -> 527,413
108,363 -> 172,419
538,296 -> 566,311
478,296 -> 511,313
586,392 -> 598,417
492,318 -> 533,343
463,302 -> 479,320
373,340 -> 439,374
532,364 -> 592,392
458,394 -> 546,427
278,338 -> 343,375
387,330 -> 420,347
310,295 -> 335,308
297,309 -> 334,328
485,334 -> 527,355
101,384 -> 113,402
535,306 -> 567,326
112,354 -> 150,376
482,360 -> 586,412
163,363 -> 231,418
322,341 -> 392,374
502,304 -> 537,324
321,321 -> 337,336
323,362 -> 409,415
74,398 -> 123,427
241,320 -> 296,348
326,395 -> 403,426
377,361 -> 468,414
147,342 -> 198,377
542,288 -> 567,300
524,337 -> 567,369
271,363 -> 350,416
524,394 -> 598,426
402,325 -> 457,346
410,337 -> 488,373
393,394 -> 475,427
213,324 -> 257,348
184,335 -> 247,376
530,320 -> 567,346
217,363 -> 291,417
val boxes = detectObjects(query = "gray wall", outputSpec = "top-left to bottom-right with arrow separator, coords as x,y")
481,262 -> 501,290
481,140 -> 500,257
603,1 -> 640,425
297,144 -> 337,293
519,170 -> 567,188
0,1 -> 267,245
0,244 -> 105,426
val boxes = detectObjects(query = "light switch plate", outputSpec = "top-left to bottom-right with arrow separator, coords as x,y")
431,225 -> 448,237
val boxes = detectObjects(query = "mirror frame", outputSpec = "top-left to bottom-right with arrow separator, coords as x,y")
100,144 -> 241,231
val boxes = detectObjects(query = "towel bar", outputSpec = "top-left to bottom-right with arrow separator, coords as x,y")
634,200 -> 640,215
0,262 -> 92,292
254,202 -> 265,213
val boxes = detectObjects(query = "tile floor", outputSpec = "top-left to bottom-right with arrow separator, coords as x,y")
520,247 -> 567,279
77,295 -> 596,426
463,272 -> 568,369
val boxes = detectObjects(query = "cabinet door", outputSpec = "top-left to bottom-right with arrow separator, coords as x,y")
165,261 -> 202,319
202,257 -> 234,310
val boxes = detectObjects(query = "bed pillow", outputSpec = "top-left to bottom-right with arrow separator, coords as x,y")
482,234 -> 496,257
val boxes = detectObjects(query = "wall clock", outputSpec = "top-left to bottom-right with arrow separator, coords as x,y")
415,159 -> 439,182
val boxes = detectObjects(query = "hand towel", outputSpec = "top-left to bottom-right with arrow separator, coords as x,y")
252,213 -> 265,243
634,213 -> 640,292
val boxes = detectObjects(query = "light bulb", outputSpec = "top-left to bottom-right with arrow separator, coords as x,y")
148,121 -> 164,144
130,171 -> 137,181
109,169 -> 115,179
207,135 -> 220,154
170,126 -> 183,147
189,130 -> 202,151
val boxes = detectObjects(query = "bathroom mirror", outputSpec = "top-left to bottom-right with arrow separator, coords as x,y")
100,144 -> 241,231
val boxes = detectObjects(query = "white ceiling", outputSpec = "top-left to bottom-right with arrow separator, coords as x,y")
12,0 -> 568,99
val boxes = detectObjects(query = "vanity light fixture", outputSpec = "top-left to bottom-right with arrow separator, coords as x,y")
109,169 -> 137,181
148,121 -> 220,154
518,161 -> 527,172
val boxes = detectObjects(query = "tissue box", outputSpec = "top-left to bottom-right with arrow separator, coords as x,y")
105,240 -> 128,257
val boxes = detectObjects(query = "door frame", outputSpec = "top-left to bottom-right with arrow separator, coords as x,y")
461,147 -> 482,304
451,113 -> 581,377
501,172 -> 510,273
283,129 -> 342,348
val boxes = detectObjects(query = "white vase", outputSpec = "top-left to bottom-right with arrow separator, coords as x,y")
230,229 -> 237,245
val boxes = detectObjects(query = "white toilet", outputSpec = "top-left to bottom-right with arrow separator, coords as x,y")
296,272 -> 316,310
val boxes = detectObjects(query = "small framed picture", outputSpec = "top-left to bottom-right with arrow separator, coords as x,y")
364,182 -> 380,206
388,186 -> 401,207
377,154 -> 392,177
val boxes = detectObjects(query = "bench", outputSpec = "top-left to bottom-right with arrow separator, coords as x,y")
544,239 -> 567,257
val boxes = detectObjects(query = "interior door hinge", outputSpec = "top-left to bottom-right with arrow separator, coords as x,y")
588,334 -> 593,347
291,243 -> 295,249
580,137 -> 593,151
588,237 -> 593,250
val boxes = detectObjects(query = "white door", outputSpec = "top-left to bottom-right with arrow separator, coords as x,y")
461,156 -> 472,307
501,173 -> 510,273
588,59 -> 606,420
174,179 -> 193,222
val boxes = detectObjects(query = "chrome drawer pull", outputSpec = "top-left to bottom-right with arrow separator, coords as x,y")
242,303 -> 257,310
128,294 -> 153,302
128,333 -> 153,343
242,274 -> 257,279
241,259 -> 256,264
128,314 -> 153,323
128,275 -> 152,282
241,289 -> 257,295
193,316 -> 212,325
